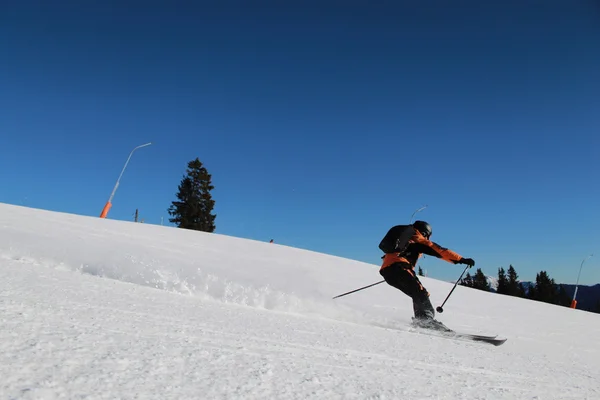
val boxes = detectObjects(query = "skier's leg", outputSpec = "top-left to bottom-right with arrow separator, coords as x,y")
381,264 -> 434,319
413,296 -> 435,319
380,263 -> 413,295
381,264 -> 451,331
405,272 -> 453,331
401,268 -> 435,320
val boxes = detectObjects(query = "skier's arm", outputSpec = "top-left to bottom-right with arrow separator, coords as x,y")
411,236 -> 463,264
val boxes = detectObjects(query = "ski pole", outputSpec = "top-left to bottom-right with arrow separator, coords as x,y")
436,265 -> 470,313
332,280 -> 385,299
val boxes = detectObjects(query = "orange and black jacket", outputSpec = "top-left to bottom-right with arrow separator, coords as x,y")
381,231 -> 463,271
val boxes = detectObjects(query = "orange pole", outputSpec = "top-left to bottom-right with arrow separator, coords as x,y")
570,299 -> 577,309
99,202 -> 112,218
98,142 -> 152,219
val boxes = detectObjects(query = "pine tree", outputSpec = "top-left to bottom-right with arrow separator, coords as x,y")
497,267 -> 508,295
532,271 -> 557,304
527,285 -> 537,301
460,272 -> 474,288
507,265 -> 520,296
168,158 -> 216,232
472,268 -> 491,291
418,266 -> 424,276
518,282 -> 527,298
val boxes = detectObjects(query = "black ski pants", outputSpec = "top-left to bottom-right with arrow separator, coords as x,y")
380,263 -> 435,320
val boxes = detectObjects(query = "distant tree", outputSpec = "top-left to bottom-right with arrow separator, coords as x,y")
168,158 -> 216,232
497,267 -> 508,295
518,282 -> 527,298
460,272 -> 474,288
506,265 -> 520,296
527,284 -> 537,301
418,266 -> 424,276
532,271 -> 557,304
472,268 -> 491,291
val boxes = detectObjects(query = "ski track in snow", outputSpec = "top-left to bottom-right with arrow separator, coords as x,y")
1,203 -> 600,399
2,261 -> 597,400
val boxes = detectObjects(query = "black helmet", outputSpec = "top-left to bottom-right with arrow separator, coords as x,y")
413,220 -> 432,238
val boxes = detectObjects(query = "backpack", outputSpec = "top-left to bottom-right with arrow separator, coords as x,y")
378,224 -> 415,254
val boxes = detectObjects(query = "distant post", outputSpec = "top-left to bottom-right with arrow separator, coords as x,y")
571,254 -> 593,309
100,142 -> 152,218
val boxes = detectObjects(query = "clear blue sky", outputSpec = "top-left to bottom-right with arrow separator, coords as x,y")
1,1 -> 598,285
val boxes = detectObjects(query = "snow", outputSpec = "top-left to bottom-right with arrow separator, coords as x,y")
1,203 -> 599,399
487,275 -> 499,291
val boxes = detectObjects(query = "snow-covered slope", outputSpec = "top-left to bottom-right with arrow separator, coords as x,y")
1,203 -> 599,399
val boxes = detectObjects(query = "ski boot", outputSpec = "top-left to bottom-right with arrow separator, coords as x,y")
411,317 -> 454,333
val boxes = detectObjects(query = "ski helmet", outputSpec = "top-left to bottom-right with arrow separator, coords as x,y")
413,220 -> 432,238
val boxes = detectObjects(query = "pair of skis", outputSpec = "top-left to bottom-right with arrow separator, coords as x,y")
410,325 -> 507,346
442,331 -> 507,346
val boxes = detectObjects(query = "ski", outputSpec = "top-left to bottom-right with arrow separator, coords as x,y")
413,328 -> 507,346
408,320 -> 507,346
450,332 -> 507,346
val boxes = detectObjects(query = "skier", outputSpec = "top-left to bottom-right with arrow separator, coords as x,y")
379,220 -> 475,330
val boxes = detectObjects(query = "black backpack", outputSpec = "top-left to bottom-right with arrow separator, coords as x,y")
378,224 -> 415,254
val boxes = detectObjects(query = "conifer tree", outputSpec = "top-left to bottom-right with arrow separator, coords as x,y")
518,282 -> 527,298
418,266 -> 424,276
472,268 -> 491,291
527,285 -> 537,301
168,158 -> 216,232
532,271 -> 557,304
460,272 -> 474,288
497,267 -> 508,295
507,265 -> 520,296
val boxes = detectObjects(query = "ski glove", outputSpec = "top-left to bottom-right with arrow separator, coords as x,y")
457,257 -> 475,268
